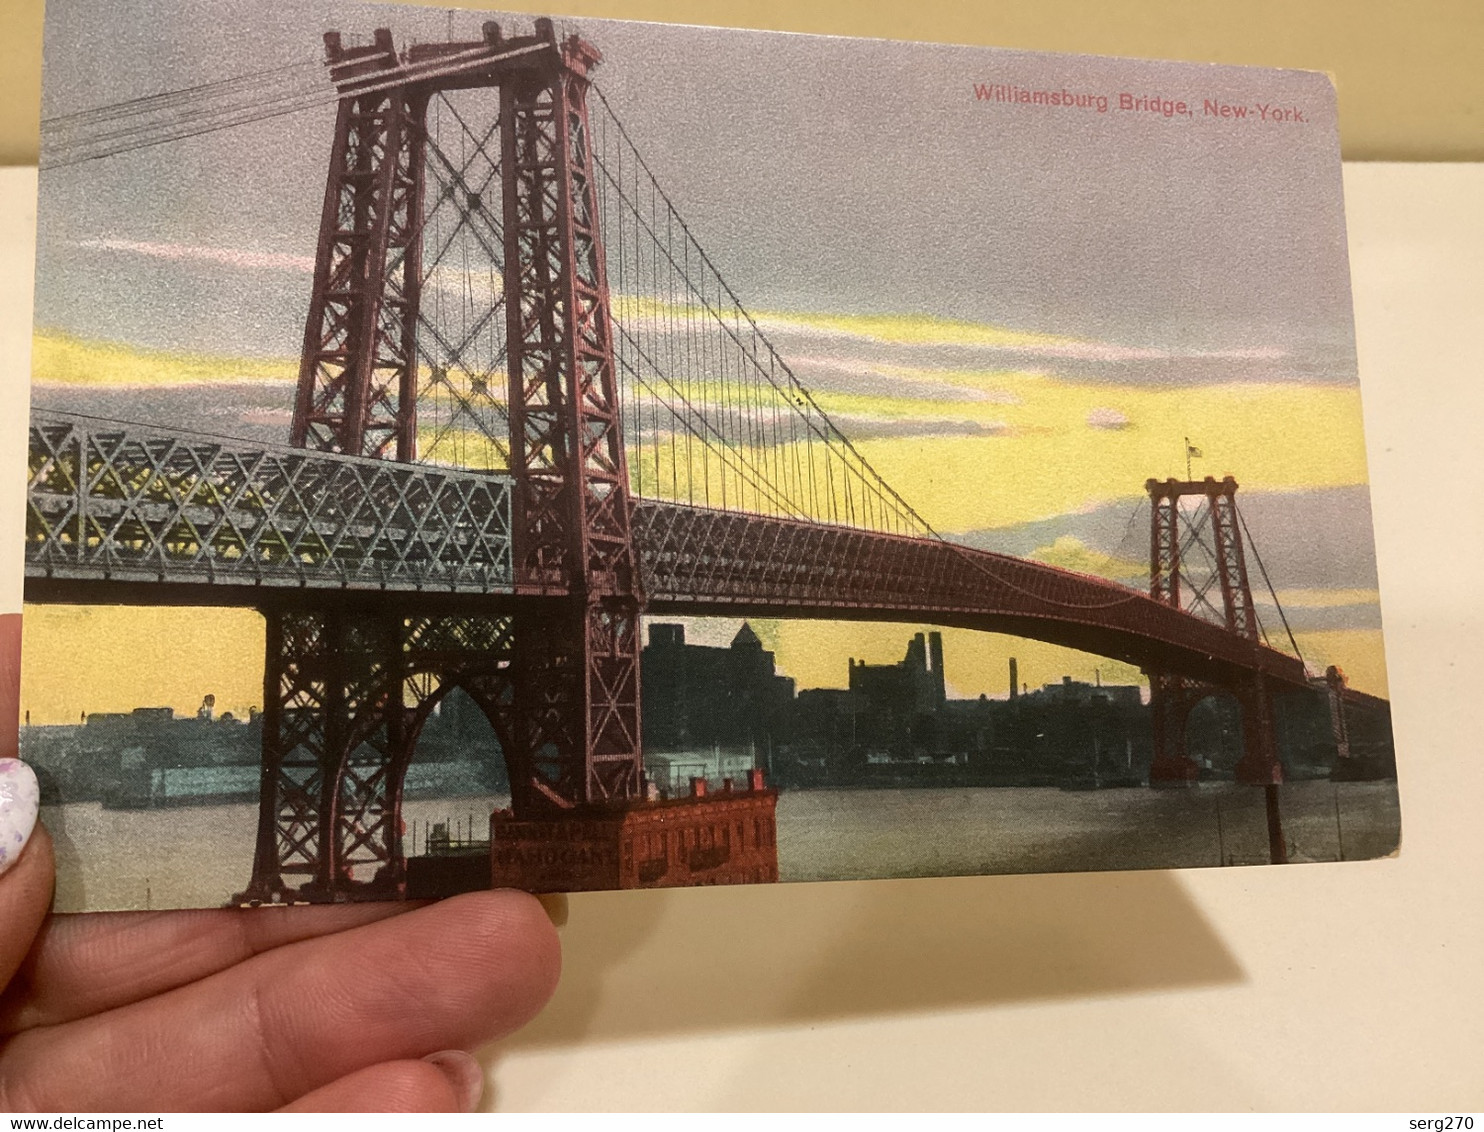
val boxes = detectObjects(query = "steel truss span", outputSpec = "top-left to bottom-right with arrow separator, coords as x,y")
24,416 -> 1323,694
25,413 -> 513,593
26,415 -> 1393,705
633,502 -> 1311,692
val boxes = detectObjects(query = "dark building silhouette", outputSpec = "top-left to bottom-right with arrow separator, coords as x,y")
842,631 -> 948,761
763,636 -> 1155,787
22,628 -> 1388,810
407,686 -> 511,794
640,623 -> 795,757
848,631 -> 946,713
963,675 -> 1151,787
21,687 -> 507,808
21,705 -> 264,806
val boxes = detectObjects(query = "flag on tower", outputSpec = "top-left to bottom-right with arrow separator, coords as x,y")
1186,438 -> 1203,459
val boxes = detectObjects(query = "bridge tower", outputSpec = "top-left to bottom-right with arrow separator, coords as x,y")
1144,476 -> 1284,790
247,20 -> 648,902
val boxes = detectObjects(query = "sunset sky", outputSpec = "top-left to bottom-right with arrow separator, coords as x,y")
21,1 -> 1388,722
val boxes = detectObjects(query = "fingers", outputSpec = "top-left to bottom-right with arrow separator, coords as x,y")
0,827 -> 53,992
0,759 -> 51,993
276,1052 -> 484,1113
1,900 -> 418,1033
0,889 -> 559,1113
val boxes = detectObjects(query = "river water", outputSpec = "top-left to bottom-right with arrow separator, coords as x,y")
40,780 -> 1401,912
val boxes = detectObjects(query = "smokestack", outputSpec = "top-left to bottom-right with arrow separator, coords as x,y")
1009,657 -> 1018,701
907,633 -> 926,671
929,632 -> 946,708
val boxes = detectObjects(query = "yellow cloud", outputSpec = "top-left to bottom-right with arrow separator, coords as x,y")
31,335 -> 1372,536
419,425 -> 507,472
1291,629 -> 1389,699
1029,535 -> 1146,582
758,310 -> 1069,350
1271,588 -> 1381,609
613,300 -> 1072,352
858,379 -> 1371,530
33,331 -> 295,387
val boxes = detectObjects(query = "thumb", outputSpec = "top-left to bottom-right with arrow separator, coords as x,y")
0,759 -> 52,992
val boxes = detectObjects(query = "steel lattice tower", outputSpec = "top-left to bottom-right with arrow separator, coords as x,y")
1144,476 -> 1283,793
498,35 -> 643,809
251,20 -> 643,901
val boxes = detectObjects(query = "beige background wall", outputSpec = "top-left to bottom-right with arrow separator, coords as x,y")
2,0 -> 1483,164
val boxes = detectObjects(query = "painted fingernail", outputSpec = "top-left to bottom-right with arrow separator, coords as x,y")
0,758 -> 40,879
423,1049 -> 485,1113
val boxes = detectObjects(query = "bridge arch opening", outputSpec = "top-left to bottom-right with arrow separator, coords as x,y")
397,682 -> 513,899
1182,689 -> 1245,777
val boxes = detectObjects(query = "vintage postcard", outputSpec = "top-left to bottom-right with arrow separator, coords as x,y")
14,0 -> 1398,911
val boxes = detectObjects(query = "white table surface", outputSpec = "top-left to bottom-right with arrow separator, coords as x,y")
2,163 -> 1481,1112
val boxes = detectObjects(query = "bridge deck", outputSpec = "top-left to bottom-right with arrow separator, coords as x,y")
634,503 -> 1313,692
26,414 -> 513,593
25,413 -> 1354,699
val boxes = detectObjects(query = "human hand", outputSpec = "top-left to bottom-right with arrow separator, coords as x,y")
0,758 -> 562,1113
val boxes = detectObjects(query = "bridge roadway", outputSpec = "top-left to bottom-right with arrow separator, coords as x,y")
25,412 -> 1374,703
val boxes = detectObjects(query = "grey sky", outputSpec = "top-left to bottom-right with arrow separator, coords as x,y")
958,484 -> 1381,608
35,0 -> 1357,386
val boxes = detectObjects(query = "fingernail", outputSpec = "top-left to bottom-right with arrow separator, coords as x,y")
423,1049 -> 484,1113
0,758 -> 40,879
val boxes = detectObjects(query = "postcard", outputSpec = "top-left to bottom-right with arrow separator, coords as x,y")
14,0 -> 1398,911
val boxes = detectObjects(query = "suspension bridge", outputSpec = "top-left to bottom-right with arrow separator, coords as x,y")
25,19 -> 1388,899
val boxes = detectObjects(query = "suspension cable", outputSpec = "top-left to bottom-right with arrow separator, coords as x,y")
1236,502 -> 1305,663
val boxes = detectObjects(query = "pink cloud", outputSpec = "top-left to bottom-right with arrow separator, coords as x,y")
1086,407 -> 1131,430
